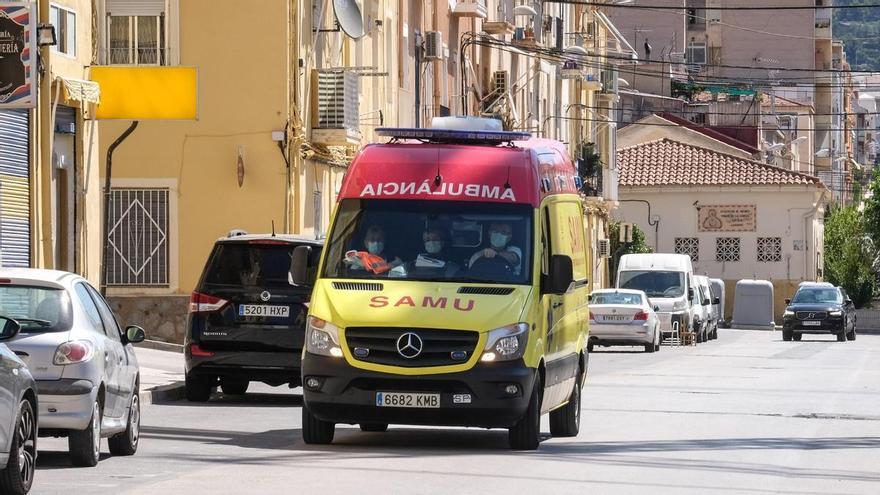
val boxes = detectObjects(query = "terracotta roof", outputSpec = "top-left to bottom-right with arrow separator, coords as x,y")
618,139 -> 823,187
658,113 -> 760,154
760,95 -> 814,110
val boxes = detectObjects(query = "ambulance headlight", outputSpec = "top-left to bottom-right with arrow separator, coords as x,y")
306,316 -> 343,358
481,323 -> 529,362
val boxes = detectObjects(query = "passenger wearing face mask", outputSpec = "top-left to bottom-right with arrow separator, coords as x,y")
468,222 -> 522,275
345,225 -> 402,273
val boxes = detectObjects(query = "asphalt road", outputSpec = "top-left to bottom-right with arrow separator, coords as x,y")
32,330 -> 880,494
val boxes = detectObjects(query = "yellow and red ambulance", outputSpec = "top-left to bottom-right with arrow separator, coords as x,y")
290,118 -> 591,449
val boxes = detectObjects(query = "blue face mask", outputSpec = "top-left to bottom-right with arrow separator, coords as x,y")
424,241 -> 442,254
366,241 -> 383,255
490,232 -> 509,248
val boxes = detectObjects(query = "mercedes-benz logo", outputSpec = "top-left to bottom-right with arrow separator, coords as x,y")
260,291 -> 271,302
396,332 -> 423,359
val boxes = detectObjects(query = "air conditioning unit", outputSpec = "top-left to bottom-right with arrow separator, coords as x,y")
597,239 -> 610,258
312,70 -> 361,146
493,70 -> 509,95
424,31 -> 443,60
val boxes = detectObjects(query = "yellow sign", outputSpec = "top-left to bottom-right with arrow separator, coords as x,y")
698,205 -> 756,232
91,66 -> 198,120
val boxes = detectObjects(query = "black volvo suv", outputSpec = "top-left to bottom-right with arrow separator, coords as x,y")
782,284 -> 856,342
184,232 -> 322,401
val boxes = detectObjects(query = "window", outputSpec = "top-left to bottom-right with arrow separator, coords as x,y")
86,285 -> 122,342
687,8 -> 697,24
108,14 -> 166,64
675,237 -> 700,262
619,271 -> 685,298
0,285 -> 73,333
74,283 -> 104,331
716,237 -> 740,262
687,41 -> 707,65
106,188 -> 170,286
50,4 -> 76,56
757,237 -> 782,262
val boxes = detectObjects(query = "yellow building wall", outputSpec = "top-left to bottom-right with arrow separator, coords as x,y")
99,0 -> 291,296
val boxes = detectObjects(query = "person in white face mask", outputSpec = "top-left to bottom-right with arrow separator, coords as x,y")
468,222 -> 522,275
346,224 -> 402,272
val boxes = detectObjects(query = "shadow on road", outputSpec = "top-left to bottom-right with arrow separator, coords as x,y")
154,392 -> 303,408
36,451 -> 112,470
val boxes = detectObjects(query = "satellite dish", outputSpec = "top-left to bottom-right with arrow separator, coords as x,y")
333,0 -> 365,40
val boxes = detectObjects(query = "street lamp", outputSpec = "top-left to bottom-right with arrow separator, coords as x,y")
37,23 -> 57,47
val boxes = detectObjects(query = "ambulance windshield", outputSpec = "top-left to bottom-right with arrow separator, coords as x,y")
322,199 -> 533,285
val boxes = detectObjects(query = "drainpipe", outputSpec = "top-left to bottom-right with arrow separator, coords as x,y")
101,121 -> 139,295
618,199 -> 660,250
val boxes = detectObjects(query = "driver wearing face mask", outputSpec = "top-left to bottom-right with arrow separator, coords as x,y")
468,222 -> 522,275
346,225 -> 402,272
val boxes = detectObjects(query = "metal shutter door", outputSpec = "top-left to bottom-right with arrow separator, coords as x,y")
0,109 -> 31,268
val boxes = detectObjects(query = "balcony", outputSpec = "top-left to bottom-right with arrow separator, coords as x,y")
815,8 -> 832,39
453,0 -> 488,19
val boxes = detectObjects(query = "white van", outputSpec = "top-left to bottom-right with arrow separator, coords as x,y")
694,275 -> 716,342
616,254 -> 698,341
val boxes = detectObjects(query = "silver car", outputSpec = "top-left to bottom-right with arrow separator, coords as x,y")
0,317 -> 37,494
588,289 -> 662,353
0,269 -> 145,467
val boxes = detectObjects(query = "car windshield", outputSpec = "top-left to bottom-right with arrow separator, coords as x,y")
322,199 -> 533,285
618,271 -> 685,298
0,285 -> 73,333
591,292 -> 643,305
203,243 -> 321,288
792,288 -> 842,304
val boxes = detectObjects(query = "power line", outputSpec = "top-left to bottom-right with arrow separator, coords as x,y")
538,113 -> 880,133
566,102 -> 880,119
543,1 -> 880,10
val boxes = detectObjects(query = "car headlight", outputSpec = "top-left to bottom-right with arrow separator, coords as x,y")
783,310 -> 794,317
306,316 -> 343,358
829,310 -> 843,316
672,300 -> 687,311
481,323 -> 529,362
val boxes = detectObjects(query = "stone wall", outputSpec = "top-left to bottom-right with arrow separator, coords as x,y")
109,295 -> 189,344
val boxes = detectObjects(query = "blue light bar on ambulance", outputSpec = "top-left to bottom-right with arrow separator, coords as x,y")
375,127 -> 532,143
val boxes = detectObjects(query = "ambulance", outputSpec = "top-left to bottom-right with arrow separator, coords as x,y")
290,118 -> 591,450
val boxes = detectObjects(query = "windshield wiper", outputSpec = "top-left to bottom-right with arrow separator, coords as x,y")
14,318 -> 52,327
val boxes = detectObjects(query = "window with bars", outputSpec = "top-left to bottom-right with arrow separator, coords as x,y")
757,237 -> 782,262
106,188 -> 169,286
715,237 -> 740,262
107,14 -> 166,65
675,237 -> 700,262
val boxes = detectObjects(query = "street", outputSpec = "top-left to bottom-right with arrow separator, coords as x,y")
30,330 -> 880,495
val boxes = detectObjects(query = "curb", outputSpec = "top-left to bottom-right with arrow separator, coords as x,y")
139,381 -> 186,406
134,340 -> 184,353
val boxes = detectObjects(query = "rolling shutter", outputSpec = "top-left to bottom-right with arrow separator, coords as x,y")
105,0 -> 165,16
0,109 -> 31,268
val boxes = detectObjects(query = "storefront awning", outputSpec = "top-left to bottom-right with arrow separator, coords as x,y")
594,12 -> 638,62
58,77 -> 101,104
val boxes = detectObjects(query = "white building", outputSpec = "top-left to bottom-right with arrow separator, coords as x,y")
615,138 -> 829,321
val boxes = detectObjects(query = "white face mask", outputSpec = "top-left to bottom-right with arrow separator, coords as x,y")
366,241 -> 383,255
424,240 -> 442,254
490,231 -> 509,248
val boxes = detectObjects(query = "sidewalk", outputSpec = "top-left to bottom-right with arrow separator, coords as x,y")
133,342 -> 186,404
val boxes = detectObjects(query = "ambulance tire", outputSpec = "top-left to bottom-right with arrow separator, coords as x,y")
549,373 -> 581,438
302,404 -> 335,444
509,373 -> 542,450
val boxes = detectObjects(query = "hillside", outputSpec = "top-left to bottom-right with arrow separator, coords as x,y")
834,0 -> 880,71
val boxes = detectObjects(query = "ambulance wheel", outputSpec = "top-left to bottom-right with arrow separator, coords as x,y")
549,374 -> 581,438
509,373 -> 542,450
302,404 -> 335,444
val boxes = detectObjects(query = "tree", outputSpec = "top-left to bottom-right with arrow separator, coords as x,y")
860,169 -> 880,249
608,221 -> 652,277
824,205 -> 876,307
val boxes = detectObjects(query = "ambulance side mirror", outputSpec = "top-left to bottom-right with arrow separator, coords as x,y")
545,255 -> 574,295
290,245 -> 312,286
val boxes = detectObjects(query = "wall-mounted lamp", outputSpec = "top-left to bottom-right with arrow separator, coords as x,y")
237,146 -> 245,187
513,5 -> 538,17
37,23 -> 57,47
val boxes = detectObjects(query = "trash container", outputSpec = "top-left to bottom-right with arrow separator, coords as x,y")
731,279 -> 775,330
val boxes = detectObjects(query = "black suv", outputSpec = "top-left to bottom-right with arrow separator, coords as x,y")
782,284 -> 856,342
185,232 -> 322,401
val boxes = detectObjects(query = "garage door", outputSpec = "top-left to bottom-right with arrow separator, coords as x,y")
0,109 -> 31,267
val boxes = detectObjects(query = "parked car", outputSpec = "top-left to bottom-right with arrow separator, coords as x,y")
782,285 -> 856,342
588,289 -> 661,353
616,253 -> 698,343
709,278 -> 726,328
0,316 -> 37,494
185,232 -> 323,401
0,269 -> 145,467
695,275 -> 719,341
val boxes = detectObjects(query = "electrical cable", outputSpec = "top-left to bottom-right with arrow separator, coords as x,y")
543,1 -> 880,11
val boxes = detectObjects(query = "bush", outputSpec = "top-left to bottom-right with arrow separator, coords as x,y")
824,205 -> 876,308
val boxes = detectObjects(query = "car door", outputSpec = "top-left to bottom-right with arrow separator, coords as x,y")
86,285 -> 139,406
0,344 -> 16,455
81,284 -> 126,420
72,282 -> 119,418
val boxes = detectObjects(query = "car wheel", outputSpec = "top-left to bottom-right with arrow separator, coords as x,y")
836,331 -> 846,342
359,423 -> 389,432
219,378 -> 249,396
793,333 -> 802,341
549,372 -> 581,438
509,373 -> 542,450
846,328 -> 856,341
0,399 -> 36,495
302,404 -> 335,444
69,399 -> 101,467
586,342 -> 594,353
644,341 -> 655,353
109,392 -> 140,456
185,372 -> 214,402
654,330 -> 661,352
782,329 -> 792,341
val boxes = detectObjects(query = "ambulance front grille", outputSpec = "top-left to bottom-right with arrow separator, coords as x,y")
332,282 -> 384,291
457,286 -> 515,295
344,327 -> 479,367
